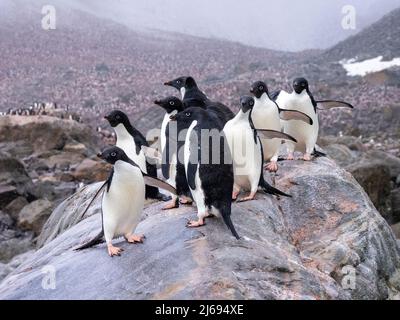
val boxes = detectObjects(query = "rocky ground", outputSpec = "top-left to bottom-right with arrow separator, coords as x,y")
0,115 -> 110,267
0,157 -> 399,300
1,114 -> 400,299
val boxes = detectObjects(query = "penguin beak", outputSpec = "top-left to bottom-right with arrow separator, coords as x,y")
154,100 -> 161,106
250,88 -> 254,93
97,153 -> 102,158
164,81 -> 172,87
104,115 -> 110,121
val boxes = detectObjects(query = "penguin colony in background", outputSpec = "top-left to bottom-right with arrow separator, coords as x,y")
77,76 -> 353,256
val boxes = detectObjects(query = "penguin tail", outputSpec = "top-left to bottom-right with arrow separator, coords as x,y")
219,206 -> 240,239
75,232 -> 104,251
259,177 -> 292,198
312,148 -> 326,158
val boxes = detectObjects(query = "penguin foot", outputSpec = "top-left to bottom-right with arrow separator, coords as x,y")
186,218 -> 205,228
162,198 -> 179,210
237,192 -> 256,202
107,244 -> 124,257
179,196 -> 193,205
125,234 -> 145,243
303,153 -> 312,161
232,190 -> 239,201
286,153 -> 295,160
265,161 -> 278,172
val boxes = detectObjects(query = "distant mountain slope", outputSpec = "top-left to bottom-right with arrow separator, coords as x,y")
321,7 -> 400,62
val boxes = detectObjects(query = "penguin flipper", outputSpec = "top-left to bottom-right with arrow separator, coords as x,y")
141,146 -> 162,165
143,175 -> 177,195
259,177 -> 291,198
278,109 -> 313,125
78,177 -> 110,220
75,231 -> 104,251
255,129 -> 297,143
316,100 -> 354,110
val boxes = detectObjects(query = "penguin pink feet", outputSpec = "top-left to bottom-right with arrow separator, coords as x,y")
107,244 -> 124,257
237,191 -> 256,202
303,153 -> 312,161
264,161 -> 278,172
162,197 -> 179,210
286,153 -> 295,160
179,196 -> 193,205
186,217 -> 205,228
125,234 -> 145,243
232,190 -> 239,201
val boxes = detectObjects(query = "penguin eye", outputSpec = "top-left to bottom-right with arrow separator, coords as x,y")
185,112 -> 191,117
259,85 -> 264,91
116,115 -> 121,120
302,83 -> 306,87
111,152 -> 116,157
250,101 -> 254,106
177,80 -> 181,84
169,101 -> 175,106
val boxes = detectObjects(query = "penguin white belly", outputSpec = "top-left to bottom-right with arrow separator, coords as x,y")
160,113 -> 170,152
184,121 -> 207,216
102,161 -> 145,241
224,121 -> 261,192
278,92 -> 319,154
167,153 -> 177,188
116,138 -> 147,173
251,101 -> 282,161
114,123 -> 148,173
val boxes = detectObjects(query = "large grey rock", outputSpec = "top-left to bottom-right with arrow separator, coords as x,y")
0,158 -> 399,300
18,199 -> 54,235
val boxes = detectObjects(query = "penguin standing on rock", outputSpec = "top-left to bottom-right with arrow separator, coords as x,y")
76,147 -> 177,257
224,96 -> 293,201
249,81 -> 313,171
154,96 -> 184,209
104,110 -> 168,201
170,107 -> 239,239
274,77 -> 353,161
164,76 -> 234,124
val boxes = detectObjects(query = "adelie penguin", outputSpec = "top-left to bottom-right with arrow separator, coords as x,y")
170,107 -> 239,239
273,77 -> 353,161
104,110 -> 168,201
249,80 -> 313,172
164,76 -> 234,125
153,96 -> 186,209
224,95 -> 293,201
75,146 -> 177,257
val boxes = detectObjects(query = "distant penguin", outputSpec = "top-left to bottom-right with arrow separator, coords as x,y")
170,107 -> 239,239
224,96 -> 293,201
104,110 -> 168,200
164,76 -> 234,125
249,81 -> 313,171
154,96 -> 184,209
274,77 -> 353,161
76,146 -> 177,256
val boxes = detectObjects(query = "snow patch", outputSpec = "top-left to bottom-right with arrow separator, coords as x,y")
340,56 -> 400,77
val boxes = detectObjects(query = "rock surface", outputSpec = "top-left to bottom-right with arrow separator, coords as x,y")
17,199 -> 54,235
0,158 -> 399,300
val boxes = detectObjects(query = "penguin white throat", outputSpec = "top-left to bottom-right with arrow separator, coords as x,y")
114,123 -> 132,140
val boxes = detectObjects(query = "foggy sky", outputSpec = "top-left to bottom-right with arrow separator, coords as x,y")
2,0 -> 400,51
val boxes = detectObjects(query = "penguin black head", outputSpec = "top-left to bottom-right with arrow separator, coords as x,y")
104,110 -> 130,128
250,81 -> 268,99
240,95 -> 255,114
164,76 -> 198,90
293,77 -> 309,94
169,107 -> 207,124
97,146 -> 130,165
154,96 -> 184,114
